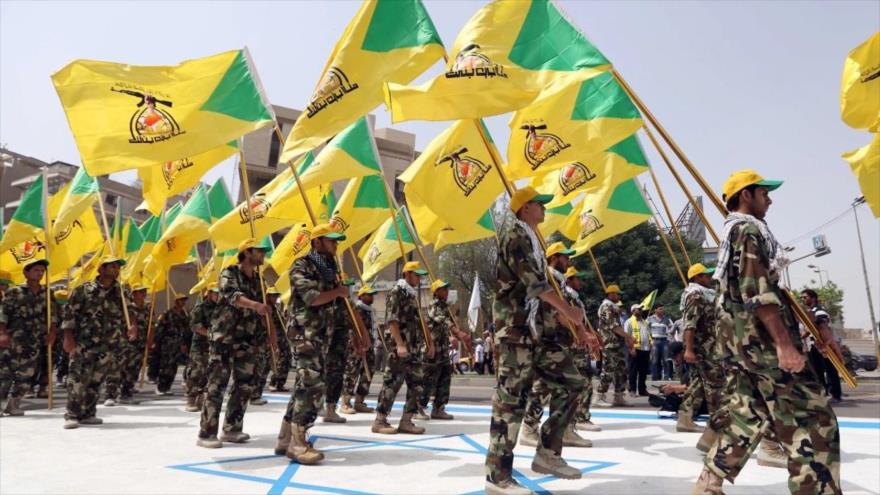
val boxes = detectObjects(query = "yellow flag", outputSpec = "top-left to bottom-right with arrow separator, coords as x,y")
385,0 -> 610,122
51,49 -> 274,175
843,133 -> 880,218
268,223 -> 312,276
330,175 -> 392,252
275,267 -> 293,306
435,209 -> 496,252
403,191 -> 494,252
841,32 -> 880,131
279,0 -> 444,161
359,208 -> 415,281
538,202 -> 574,240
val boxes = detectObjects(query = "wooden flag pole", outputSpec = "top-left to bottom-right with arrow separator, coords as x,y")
647,166 -> 693,266
586,248 -> 607,291
271,126 -> 370,377
138,289 -> 158,388
237,149 -> 279,376
41,169 -> 54,409
95,194 -> 133,330
640,185 -> 688,287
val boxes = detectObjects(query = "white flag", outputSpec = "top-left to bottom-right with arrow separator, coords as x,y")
467,275 -> 482,332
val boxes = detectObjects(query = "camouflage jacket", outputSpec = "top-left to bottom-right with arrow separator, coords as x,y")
62,278 -> 127,350
716,222 -> 799,371
493,221 -> 551,345
354,300 -> 376,343
0,284 -> 60,345
127,302 -> 150,349
597,299 -> 624,349
155,309 -> 189,350
538,268 -> 571,344
562,282 -> 586,348
387,282 -> 424,355
190,299 -> 220,347
214,264 -> 266,345
427,298 -> 454,361
682,285 -> 718,359
287,254 -> 339,352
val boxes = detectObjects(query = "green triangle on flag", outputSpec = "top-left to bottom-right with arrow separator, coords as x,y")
138,216 -> 162,243
200,49 -> 274,123
181,184 -> 213,225
608,135 -> 649,167
10,177 -> 45,230
571,72 -> 640,121
477,208 -> 495,231
607,179 -> 652,215
329,117 -> 380,172
207,178 -> 234,221
124,218 -> 145,255
384,207 -> 414,244
353,175 -> 390,209
70,167 -> 100,195
361,0 -> 444,52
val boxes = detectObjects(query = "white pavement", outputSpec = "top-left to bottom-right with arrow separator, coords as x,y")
1,393 -> 878,495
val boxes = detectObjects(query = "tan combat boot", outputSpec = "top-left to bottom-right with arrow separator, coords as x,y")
577,419 -> 602,432
220,431 -> 250,443
339,395 -> 356,415
353,396 -> 374,413
691,467 -> 725,495
275,420 -> 292,455
677,413 -> 706,433
4,397 -> 24,416
196,436 -> 222,448
531,448 -> 582,479
287,425 -> 324,464
414,406 -> 430,421
519,423 -> 539,447
562,424 -> 592,448
756,439 -> 787,469
696,428 -> 718,453
592,392 -> 612,407
184,395 -> 200,412
430,406 -> 454,420
611,392 -> 633,407
371,413 -> 398,434
397,412 -> 425,434
484,477 -> 535,495
322,403 -> 347,423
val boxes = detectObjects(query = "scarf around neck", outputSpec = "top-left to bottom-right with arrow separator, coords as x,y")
714,212 -> 787,285
306,251 -> 338,283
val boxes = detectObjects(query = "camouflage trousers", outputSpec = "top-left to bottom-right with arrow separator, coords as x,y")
705,364 -> 841,494
54,342 -> 69,383
679,359 -> 725,419
30,344 -> 49,391
156,341 -> 181,393
343,342 -> 375,399
284,341 -> 326,428
184,342 -> 209,399
573,350 -> 594,423
324,325 -> 349,406
0,337 -> 41,401
375,352 -> 425,416
65,348 -> 112,421
420,358 -> 453,410
251,347 -> 270,400
198,339 -> 258,438
597,345 -> 627,394
103,341 -> 128,400
269,334 -> 292,390
486,340 -> 585,483
120,342 -> 145,397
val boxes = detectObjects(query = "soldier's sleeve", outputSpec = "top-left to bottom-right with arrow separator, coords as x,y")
598,302 -> 612,326
736,224 -> 783,310
50,292 -> 61,327
190,303 -> 203,331
507,230 -> 551,300
220,267 -> 244,307
682,292 -> 702,332
0,291 -> 11,326
61,286 -> 84,332
291,259 -> 321,306
387,288 -> 401,324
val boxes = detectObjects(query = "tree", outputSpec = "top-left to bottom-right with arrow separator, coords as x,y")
799,280 -> 845,327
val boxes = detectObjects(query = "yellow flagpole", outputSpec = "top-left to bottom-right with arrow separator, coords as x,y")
647,166 -> 693,267
41,169 -> 53,409
139,289 -> 157,388
95,194 -> 133,330
586,248 -> 607,291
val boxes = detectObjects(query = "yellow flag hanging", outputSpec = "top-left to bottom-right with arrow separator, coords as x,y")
329,175 -> 390,252
841,32 -> 880,131
268,223 -> 312,276
359,208 -> 416,281
842,133 -> 880,218
52,48 -> 274,175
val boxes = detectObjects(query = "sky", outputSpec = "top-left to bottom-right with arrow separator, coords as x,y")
1,0 -> 878,330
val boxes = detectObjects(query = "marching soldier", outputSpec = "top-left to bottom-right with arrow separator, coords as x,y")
119,285 -> 149,404
322,292 -> 354,423
197,238 -> 268,448
419,279 -> 470,421
185,284 -> 220,412
594,284 -> 635,408
63,256 -> 134,429
565,268 -> 601,433
53,289 -> 71,387
371,261 -> 433,436
250,287 -> 284,406
484,188 -> 595,495
693,170 -> 841,494
268,290 -> 292,393
520,244 -> 592,450
340,285 -> 379,415
275,225 -> 350,464
154,294 -> 189,396
0,260 -> 58,416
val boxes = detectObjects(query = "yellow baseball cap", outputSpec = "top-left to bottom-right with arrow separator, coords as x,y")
53,289 -> 69,300
0,270 -> 12,284
237,237 -> 270,254
99,255 -> 126,267
130,284 -> 148,292
205,282 -> 220,293
721,169 -> 783,204
510,186 -> 553,213
687,263 -> 716,280
357,285 -> 378,297
564,266 -> 586,279
431,279 -> 450,293
311,223 -> 346,241
545,241 -> 575,259
403,261 -> 428,275
605,284 -> 622,294
175,293 -> 189,300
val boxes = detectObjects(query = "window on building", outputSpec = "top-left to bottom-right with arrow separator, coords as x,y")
268,130 -> 281,168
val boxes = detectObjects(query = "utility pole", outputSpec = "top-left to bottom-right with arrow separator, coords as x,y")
852,196 -> 879,360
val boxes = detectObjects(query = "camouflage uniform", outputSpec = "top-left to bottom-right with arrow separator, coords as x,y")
63,279 -> 126,421
420,298 -> 454,411
120,301 -> 149,398
343,300 -> 376,399
521,269 -> 586,445
154,308 -> 189,393
283,253 -> 339,428
198,265 -> 265,439
0,285 -> 59,403
705,222 -> 840,494
269,301 -> 292,390
186,298 -> 218,401
323,299 -> 350,407
486,222 -> 583,483
251,304 -> 283,400
596,299 -> 626,394
375,282 -> 426,416
678,286 -> 725,419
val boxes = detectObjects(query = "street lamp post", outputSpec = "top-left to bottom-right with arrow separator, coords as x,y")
852,196 -> 879,360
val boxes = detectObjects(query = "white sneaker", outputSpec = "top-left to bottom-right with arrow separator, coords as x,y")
104,398 -> 117,407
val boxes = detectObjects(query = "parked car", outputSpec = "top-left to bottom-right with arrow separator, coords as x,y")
853,353 -> 878,372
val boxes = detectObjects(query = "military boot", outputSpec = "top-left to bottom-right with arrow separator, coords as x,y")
397,412 -> 425,434
339,395 -> 356,415
592,392 -> 612,407
220,431 -> 250,443
611,392 -> 633,407
531,449 -> 582,479
196,436 -> 222,449
287,425 -> 323,465
185,395 -> 200,412
79,416 -> 103,425
4,397 -> 24,416
250,397 -> 268,406
691,467 -> 725,495
36,387 -> 48,399
577,419 -> 602,432
519,423 -> 539,447
696,428 -> 718,453
484,478 -> 535,495
676,413 -> 705,433
414,406 -> 430,421
756,439 -> 787,469
562,424 -> 592,448
371,413 -> 398,434
430,406 -> 454,420
275,420 -> 292,455
322,404 -> 347,423
353,396 -> 374,413
63,419 -> 80,429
